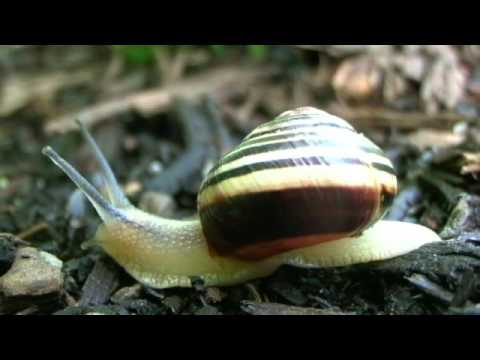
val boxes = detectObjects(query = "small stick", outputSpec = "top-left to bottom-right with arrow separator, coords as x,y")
244,283 -> 264,303
16,223 -> 50,241
327,103 -> 473,130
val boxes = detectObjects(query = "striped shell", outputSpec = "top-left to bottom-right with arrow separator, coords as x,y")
198,107 -> 397,261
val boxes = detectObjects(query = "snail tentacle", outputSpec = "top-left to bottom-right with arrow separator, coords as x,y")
76,119 -> 131,209
42,146 -> 123,222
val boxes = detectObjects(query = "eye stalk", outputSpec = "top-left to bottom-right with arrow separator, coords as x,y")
42,107 -> 441,289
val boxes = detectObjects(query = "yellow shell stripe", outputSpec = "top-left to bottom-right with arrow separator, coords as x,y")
245,116 -> 353,140
199,163 -> 396,208
227,130 -> 383,161
211,146 -> 394,177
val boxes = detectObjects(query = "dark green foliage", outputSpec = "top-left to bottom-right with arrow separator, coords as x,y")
112,45 -> 270,66
112,45 -> 161,65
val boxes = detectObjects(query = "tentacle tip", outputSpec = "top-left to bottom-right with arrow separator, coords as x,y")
74,117 -> 85,129
42,146 -> 54,157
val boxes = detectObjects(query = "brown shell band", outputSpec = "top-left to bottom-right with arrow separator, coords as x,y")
201,185 -> 381,260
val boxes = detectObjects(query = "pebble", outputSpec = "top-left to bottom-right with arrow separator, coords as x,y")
0,247 -> 63,299
139,191 -> 176,217
111,284 -> 143,304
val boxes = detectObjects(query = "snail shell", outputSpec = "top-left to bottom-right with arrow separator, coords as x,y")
198,107 -> 397,260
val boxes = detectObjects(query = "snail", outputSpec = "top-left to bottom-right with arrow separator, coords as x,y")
42,106 -> 441,289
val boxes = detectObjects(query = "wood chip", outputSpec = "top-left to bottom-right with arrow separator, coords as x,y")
79,257 -> 120,306
450,268 -> 477,307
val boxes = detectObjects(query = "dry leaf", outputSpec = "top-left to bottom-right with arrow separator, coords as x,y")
392,53 -> 428,81
421,57 -> 467,114
45,65 -> 276,134
0,69 -> 99,116
330,45 -> 469,113
383,70 -> 411,103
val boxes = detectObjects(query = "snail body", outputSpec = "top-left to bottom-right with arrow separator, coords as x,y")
43,107 -> 441,289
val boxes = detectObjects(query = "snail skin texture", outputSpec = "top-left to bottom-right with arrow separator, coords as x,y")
42,107 -> 441,289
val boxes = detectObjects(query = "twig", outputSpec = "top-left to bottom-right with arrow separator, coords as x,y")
244,283 -> 264,303
448,304 -> 480,315
0,232 -> 29,247
16,306 -> 39,315
406,273 -> 454,304
16,222 -> 50,241
45,65 -> 276,134
143,99 -> 214,194
241,301 -> 354,315
0,66 -> 103,117
327,103 -> 474,130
